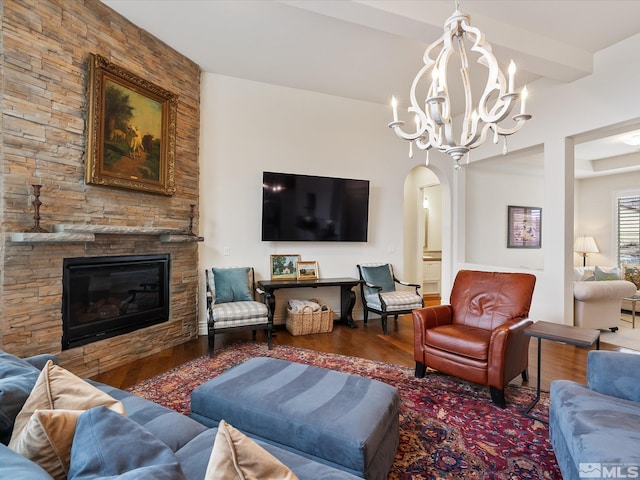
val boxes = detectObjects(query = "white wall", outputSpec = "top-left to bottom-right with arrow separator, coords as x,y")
465,163 -> 545,271
424,185 -> 443,252
576,171 -> 640,267
462,33 -> 640,324
198,32 -> 640,332
198,74 -> 423,328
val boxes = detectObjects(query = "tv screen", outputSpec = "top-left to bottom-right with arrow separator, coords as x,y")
262,171 -> 370,242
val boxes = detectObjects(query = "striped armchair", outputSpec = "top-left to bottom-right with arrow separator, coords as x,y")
205,267 -> 273,351
357,263 -> 423,335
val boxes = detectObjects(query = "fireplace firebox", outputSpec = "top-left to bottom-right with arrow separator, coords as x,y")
62,254 -> 170,350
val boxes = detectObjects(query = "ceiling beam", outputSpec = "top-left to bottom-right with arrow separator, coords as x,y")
284,0 -> 594,82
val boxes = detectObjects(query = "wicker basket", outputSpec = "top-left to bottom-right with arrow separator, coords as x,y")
286,305 -> 334,336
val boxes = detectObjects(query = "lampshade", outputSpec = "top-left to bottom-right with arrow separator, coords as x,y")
574,235 -> 599,254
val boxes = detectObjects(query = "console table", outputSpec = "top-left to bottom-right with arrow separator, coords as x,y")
257,277 -> 362,329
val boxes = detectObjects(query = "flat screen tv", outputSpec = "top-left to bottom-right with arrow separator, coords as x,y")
262,171 -> 370,242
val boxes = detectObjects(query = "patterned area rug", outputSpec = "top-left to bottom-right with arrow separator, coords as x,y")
128,342 -> 559,479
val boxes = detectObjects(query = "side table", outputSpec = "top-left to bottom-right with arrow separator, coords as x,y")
523,320 -> 600,423
622,294 -> 640,328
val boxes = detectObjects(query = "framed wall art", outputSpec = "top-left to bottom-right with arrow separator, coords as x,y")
270,254 -> 300,280
507,205 -> 542,248
85,53 -> 178,195
297,261 -> 318,280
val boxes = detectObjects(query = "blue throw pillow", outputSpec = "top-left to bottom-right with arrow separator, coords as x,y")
213,267 -> 252,304
361,264 -> 395,294
68,406 -> 186,480
0,443 -> 52,479
0,350 -> 41,445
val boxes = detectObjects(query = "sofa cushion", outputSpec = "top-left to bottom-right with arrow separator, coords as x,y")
10,361 -> 125,447
205,419 -> 297,480
88,381 -> 208,453
594,265 -> 621,280
425,324 -> 492,361
210,301 -> 269,324
0,443 -> 52,479
175,427 -> 364,480
212,267 -> 252,304
68,406 -> 186,480
573,266 -> 595,281
0,350 -> 41,445
574,267 -> 588,281
361,264 -> 395,294
587,350 -> 640,402
9,409 -> 84,480
550,380 -> 640,470
364,291 -> 422,311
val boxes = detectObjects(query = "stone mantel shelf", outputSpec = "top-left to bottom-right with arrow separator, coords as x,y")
9,224 -> 204,244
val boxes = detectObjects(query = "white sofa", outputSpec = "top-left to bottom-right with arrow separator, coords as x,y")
573,266 -> 636,331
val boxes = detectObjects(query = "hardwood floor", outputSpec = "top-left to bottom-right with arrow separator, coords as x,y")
91,313 -> 629,393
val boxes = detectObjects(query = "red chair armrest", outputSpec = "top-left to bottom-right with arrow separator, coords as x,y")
412,305 -> 453,362
487,318 -> 533,387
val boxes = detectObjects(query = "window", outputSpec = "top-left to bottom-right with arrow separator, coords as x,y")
617,195 -> 640,266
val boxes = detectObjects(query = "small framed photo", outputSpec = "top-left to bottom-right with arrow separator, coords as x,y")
270,254 -> 300,280
507,205 -> 542,248
297,261 -> 318,280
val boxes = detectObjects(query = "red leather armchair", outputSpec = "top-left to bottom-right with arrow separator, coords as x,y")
413,270 -> 536,408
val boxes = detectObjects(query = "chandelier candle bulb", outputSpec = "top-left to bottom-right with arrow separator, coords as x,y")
391,96 -> 399,123
508,60 -> 516,93
520,86 -> 528,115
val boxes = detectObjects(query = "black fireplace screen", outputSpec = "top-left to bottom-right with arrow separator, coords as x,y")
62,254 -> 170,350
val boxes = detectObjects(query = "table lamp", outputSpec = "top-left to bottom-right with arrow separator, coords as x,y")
574,235 -> 599,267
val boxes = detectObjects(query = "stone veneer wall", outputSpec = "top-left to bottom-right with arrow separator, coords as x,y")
0,0 -> 201,377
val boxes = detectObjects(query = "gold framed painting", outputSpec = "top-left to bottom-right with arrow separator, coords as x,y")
85,53 -> 178,195
297,261 -> 318,280
270,254 -> 300,280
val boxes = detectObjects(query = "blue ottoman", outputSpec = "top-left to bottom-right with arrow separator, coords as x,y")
190,357 -> 399,480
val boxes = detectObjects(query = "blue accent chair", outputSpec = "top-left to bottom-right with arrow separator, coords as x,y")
205,267 -> 273,350
357,263 -> 423,335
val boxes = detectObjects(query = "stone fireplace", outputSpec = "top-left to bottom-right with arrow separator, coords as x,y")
0,0 -> 202,378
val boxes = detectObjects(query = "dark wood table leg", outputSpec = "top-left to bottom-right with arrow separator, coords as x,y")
263,289 -> 276,317
523,337 -> 546,423
340,284 -> 358,328
263,289 -> 278,337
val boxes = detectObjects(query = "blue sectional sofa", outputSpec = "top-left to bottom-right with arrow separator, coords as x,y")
549,350 -> 640,480
0,350 -> 362,479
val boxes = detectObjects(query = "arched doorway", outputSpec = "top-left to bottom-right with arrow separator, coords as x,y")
403,165 -> 442,300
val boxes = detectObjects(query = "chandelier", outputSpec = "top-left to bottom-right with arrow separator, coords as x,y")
388,3 -> 531,168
